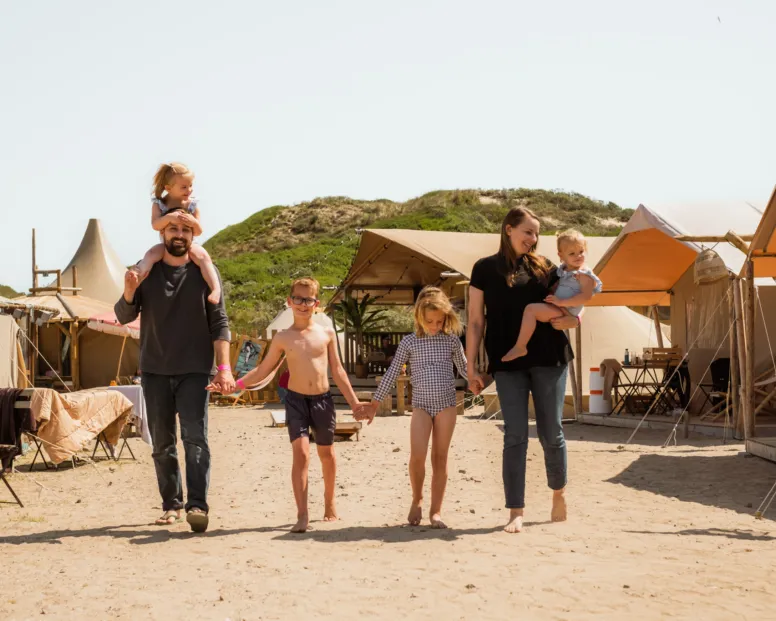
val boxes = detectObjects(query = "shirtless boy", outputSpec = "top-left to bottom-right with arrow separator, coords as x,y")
218,278 -> 364,532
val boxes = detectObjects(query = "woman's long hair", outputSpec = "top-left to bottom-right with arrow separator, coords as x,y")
498,206 -> 550,286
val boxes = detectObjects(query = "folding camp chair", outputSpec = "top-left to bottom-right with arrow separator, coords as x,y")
26,434 -> 56,471
0,445 -> 23,507
698,358 -> 731,421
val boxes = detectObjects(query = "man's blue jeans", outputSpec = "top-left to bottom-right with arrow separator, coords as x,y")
142,373 -> 211,513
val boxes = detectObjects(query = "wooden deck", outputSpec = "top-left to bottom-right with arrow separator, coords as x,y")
578,412 -> 732,438
746,437 -> 776,464
580,412 -> 776,443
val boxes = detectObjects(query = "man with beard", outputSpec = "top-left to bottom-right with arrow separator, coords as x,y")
115,213 -> 234,532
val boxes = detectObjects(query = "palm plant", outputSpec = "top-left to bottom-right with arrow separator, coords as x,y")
332,294 -> 387,365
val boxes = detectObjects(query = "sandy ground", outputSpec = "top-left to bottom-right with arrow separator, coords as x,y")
2,407 -> 776,621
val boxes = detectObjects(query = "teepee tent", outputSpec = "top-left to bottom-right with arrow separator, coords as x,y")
54,219 -> 127,304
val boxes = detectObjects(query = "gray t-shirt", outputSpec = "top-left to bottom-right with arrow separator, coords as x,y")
114,261 -> 230,376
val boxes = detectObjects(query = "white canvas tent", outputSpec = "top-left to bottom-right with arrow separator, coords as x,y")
0,295 -> 61,389
0,315 -> 19,388
265,306 -> 346,357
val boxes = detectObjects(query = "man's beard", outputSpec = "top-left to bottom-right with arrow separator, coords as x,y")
165,237 -> 191,257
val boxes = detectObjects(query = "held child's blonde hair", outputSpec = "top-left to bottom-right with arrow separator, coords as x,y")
556,229 -> 587,252
413,286 -> 463,337
152,162 -> 194,200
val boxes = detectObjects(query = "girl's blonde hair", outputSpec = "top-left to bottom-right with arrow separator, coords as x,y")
413,286 -> 463,337
152,162 -> 194,200
556,229 -> 587,252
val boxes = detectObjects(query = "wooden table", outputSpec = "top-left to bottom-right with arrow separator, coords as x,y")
612,362 -> 681,416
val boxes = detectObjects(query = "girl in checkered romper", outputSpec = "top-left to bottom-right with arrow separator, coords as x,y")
362,287 -> 467,529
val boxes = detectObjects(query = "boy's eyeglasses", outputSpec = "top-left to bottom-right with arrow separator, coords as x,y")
291,296 -> 318,307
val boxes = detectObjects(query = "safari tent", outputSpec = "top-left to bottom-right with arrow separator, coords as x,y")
331,229 -> 668,397
589,200 -> 776,435
14,293 -> 140,390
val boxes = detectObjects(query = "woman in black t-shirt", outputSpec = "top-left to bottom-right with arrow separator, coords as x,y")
466,206 -> 579,534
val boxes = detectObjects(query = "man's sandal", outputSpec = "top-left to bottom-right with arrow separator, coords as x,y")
186,508 -> 209,533
155,510 -> 181,526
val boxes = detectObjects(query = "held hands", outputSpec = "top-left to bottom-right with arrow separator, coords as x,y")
206,369 -> 236,395
353,401 -> 378,425
468,372 -> 486,395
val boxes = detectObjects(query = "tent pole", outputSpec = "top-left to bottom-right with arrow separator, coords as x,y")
745,260 -> 756,438
728,277 -> 741,438
651,306 -> 664,347
575,324 -> 583,418
567,330 -> 581,419
116,335 -> 127,382
69,320 -> 80,390
343,287 -> 351,374
733,278 -> 749,440
31,320 -> 39,387
32,228 -> 38,291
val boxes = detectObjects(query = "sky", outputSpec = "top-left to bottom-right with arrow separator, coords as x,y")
2,0 -> 775,292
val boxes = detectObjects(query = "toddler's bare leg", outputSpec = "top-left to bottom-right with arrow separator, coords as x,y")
189,243 -> 222,304
502,303 -> 566,362
408,409 -> 433,525
135,244 -> 165,279
291,437 -> 310,532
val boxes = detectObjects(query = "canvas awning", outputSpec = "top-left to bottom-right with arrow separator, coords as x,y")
13,293 -> 119,322
87,311 -> 140,340
748,186 -> 776,277
0,295 -> 60,319
329,229 -> 500,305
590,201 -> 767,307
330,229 -> 634,306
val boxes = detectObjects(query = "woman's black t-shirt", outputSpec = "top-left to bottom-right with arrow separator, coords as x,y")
470,253 -> 574,374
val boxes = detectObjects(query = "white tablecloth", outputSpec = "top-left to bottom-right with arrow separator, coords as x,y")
106,385 -> 152,447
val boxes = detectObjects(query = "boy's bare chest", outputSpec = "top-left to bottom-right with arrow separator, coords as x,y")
286,333 -> 328,359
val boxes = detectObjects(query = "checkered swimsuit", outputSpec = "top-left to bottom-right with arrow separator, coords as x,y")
373,333 -> 468,416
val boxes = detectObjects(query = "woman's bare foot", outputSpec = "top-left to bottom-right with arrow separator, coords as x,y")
291,513 -> 309,533
407,500 -> 423,526
207,289 -> 221,305
504,508 -> 524,533
502,345 -> 527,362
430,513 -> 447,529
551,489 -> 567,522
324,503 -> 338,522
